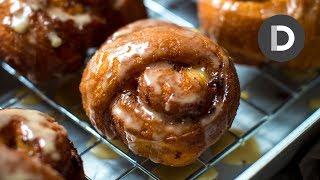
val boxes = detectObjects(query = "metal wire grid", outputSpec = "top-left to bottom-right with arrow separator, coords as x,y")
0,0 -> 319,179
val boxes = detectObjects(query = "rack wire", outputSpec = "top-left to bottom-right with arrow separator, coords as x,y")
0,0 -> 320,179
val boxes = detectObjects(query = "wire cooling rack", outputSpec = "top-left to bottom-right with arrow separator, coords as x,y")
1,0 -> 320,179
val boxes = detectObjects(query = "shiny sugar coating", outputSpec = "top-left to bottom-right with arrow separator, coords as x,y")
80,19 -> 240,166
0,108 -> 85,179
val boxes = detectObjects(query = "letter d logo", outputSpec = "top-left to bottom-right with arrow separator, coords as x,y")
258,15 -> 304,62
271,25 -> 295,51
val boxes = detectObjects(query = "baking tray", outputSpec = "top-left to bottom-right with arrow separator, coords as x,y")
0,0 -> 320,179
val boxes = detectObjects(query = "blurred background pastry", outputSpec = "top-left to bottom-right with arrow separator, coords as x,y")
80,19 -> 240,166
0,108 -> 85,179
0,0 -> 147,82
198,0 -> 320,70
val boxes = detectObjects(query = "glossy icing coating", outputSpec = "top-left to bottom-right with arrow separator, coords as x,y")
0,0 -> 147,81
0,109 -> 62,160
80,19 -> 240,166
0,108 -> 85,179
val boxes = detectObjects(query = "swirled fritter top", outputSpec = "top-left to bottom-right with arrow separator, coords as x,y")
0,108 -> 84,179
198,0 -> 320,70
80,20 -> 240,166
0,0 -> 146,81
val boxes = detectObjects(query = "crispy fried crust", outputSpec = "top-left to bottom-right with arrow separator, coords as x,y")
0,108 -> 85,179
0,0 -> 146,82
80,20 -> 240,166
0,145 -> 63,180
198,0 -> 320,70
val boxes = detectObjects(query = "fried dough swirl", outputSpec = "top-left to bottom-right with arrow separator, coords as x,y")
80,20 -> 240,166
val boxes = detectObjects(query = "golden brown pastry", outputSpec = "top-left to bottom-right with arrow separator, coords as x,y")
80,20 -> 240,166
0,145 -> 63,180
0,108 -> 85,179
198,0 -> 320,70
0,0 -> 147,82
